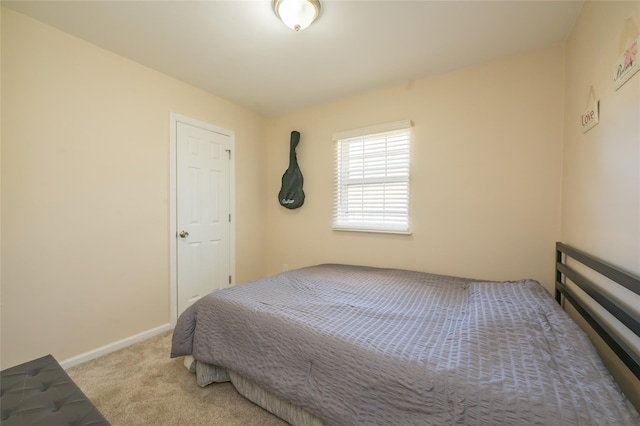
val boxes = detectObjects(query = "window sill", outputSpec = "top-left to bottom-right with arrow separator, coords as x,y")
332,227 -> 412,235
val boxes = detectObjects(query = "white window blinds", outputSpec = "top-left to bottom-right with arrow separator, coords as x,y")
333,121 -> 411,233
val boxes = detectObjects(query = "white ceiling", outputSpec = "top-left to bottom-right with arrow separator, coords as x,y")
3,0 -> 584,116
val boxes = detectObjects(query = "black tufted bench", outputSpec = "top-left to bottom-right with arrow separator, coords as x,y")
1,354 -> 110,426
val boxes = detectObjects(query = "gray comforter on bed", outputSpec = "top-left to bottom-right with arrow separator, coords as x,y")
171,264 -> 639,425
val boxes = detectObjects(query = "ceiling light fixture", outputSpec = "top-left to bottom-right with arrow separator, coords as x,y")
273,0 -> 321,31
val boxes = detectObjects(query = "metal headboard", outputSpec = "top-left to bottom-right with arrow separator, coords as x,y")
555,242 -> 640,379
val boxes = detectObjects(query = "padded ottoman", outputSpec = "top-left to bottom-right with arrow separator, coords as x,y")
1,354 -> 110,426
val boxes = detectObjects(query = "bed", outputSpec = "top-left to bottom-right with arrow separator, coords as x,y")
171,243 -> 640,425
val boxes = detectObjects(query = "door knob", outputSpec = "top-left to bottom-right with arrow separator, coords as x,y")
179,230 -> 189,238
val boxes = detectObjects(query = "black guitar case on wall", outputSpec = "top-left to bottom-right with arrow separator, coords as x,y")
278,131 -> 305,209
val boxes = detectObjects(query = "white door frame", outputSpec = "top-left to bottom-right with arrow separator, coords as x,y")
169,112 -> 236,326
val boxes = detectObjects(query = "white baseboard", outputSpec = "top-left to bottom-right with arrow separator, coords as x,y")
60,323 -> 171,369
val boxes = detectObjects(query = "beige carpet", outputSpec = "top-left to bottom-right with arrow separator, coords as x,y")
66,330 -> 288,426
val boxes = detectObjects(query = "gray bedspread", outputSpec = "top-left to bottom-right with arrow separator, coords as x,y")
171,264 -> 639,425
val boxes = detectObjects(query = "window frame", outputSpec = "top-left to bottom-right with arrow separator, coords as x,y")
332,120 -> 412,235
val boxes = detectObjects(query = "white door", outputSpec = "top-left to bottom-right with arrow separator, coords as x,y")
176,121 -> 231,316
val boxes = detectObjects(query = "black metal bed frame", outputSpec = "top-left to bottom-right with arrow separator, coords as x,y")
555,242 -> 640,379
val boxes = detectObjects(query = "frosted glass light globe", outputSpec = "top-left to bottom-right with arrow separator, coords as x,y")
274,0 -> 320,31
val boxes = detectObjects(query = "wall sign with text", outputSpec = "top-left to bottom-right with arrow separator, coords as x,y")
581,100 -> 599,134
613,36 -> 639,90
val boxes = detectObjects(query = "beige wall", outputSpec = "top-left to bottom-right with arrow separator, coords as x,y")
0,9 -> 267,369
266,46 -> 565,292
561,0 -> 640,409
563,1 -> 640,276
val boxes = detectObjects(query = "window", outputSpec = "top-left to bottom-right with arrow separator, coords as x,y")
333,120 -> 411,234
